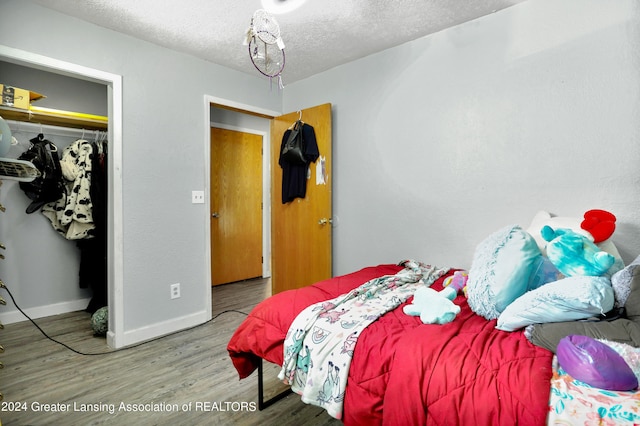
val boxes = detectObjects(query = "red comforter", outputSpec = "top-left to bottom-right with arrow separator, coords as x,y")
227,264 -> 553,425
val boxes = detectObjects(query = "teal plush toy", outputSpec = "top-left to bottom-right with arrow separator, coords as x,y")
403,286 -> 461,325
541,226 -> 615,277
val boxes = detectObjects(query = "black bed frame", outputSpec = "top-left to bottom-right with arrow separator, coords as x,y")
257,358 -> 292,410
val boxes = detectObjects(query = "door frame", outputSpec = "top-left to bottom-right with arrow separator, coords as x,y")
203,95 -> 280,317
209,122 -> 271,281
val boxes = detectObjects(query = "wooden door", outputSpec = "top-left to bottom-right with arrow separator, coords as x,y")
210,127 -> 263,286
271,103 -> 332,294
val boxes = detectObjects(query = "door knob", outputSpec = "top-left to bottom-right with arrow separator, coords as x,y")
212,212 -> 220,218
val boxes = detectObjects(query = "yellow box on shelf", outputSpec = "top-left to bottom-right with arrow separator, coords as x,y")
0,84 -> 45,110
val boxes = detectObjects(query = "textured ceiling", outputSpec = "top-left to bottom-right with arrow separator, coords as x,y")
31,0 -> 527,84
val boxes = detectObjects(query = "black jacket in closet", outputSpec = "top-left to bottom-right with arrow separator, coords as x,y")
79,142 -> 107,314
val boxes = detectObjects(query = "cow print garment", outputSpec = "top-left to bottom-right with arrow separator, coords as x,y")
42,139 -> 96,240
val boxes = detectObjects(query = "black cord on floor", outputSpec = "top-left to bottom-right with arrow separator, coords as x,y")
0,281 -> 249,356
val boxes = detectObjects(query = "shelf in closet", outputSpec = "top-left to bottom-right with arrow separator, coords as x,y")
0,105 -> 108,131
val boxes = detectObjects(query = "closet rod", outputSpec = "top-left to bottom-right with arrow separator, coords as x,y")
7,120 -> 107,140
0,106 -> 108,131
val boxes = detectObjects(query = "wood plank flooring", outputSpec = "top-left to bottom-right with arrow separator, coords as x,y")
0,279 -> 342,425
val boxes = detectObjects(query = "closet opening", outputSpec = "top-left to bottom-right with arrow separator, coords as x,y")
0,46 -> 124,348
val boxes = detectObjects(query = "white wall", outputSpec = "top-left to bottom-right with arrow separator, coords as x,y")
284,0 -> 640,275
0,0 -> 282,344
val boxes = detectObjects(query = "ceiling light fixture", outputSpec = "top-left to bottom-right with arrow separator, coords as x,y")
260,0 -> 307,15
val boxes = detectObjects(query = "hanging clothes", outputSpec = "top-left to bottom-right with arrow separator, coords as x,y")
78,141 -> 108,313
279,121 -> 319,203
42,139 -> 95,240
41,138 -> 108,313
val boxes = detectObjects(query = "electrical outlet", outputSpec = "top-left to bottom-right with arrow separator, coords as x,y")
170,283 -> 181,299
191,191 -> 205,204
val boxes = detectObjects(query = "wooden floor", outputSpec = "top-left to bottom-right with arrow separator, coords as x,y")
0,279 -> 342,425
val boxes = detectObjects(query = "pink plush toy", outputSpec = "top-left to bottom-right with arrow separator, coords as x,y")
443,270 -> 469,296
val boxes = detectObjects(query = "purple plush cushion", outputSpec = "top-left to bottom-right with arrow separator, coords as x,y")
557,335 -> 638,391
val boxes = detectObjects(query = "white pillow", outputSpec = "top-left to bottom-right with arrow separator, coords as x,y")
611,255 -> 640,307
496,276 -> 614,332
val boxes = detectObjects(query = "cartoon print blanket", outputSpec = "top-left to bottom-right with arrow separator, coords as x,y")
277,260 -> 449,419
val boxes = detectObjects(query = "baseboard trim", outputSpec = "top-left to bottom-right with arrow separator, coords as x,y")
114,310 -> 210,348
0,298 -> 91,325
1,301 -> 209,349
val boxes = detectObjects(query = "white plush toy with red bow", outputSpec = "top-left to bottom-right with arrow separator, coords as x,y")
527,209 -> 624,278
528,210 -> 618,253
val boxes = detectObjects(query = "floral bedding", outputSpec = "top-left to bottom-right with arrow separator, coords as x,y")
548,356 -> 640,425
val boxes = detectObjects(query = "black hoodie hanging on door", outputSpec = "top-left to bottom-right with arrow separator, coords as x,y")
279,120 -> 319,204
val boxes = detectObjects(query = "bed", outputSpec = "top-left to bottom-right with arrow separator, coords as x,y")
229,264 -> 640,425
228,213 -> 640,425
228,263 -> 554,425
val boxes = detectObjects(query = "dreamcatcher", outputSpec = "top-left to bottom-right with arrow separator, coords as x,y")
0,116 -> 39,182
245,9 -> 286,89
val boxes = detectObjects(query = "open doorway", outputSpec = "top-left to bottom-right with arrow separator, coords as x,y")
204,98 -> 333,307
208,103 -> 274,285
210,126 -> 263,285
0,45 -> 124,348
